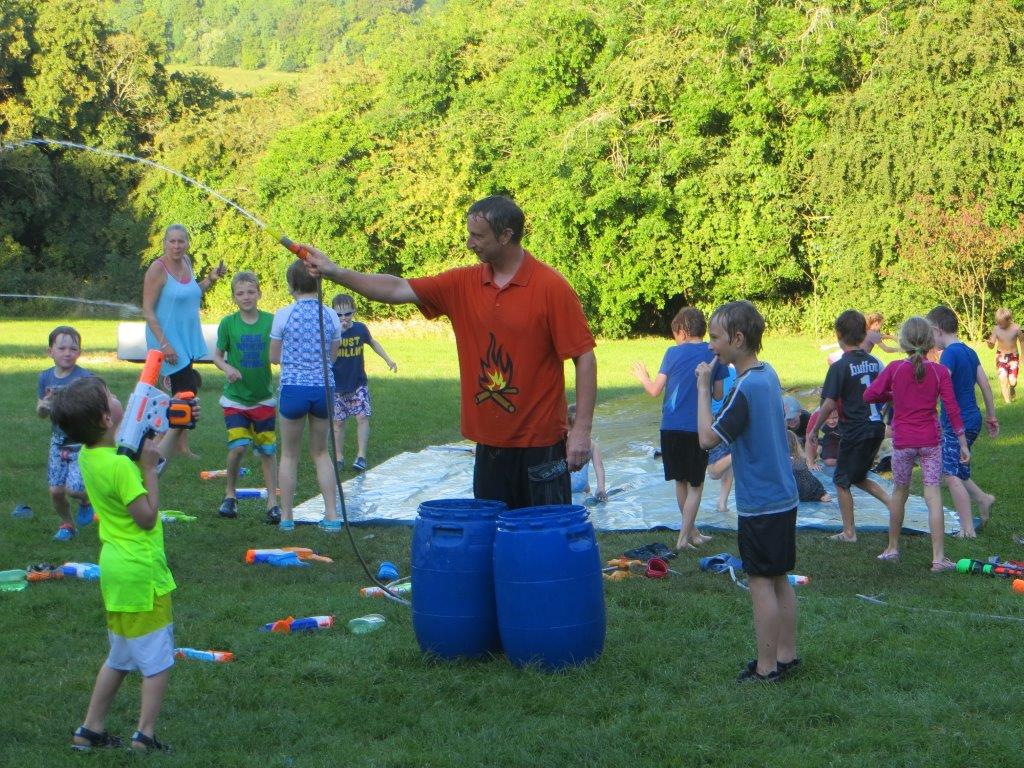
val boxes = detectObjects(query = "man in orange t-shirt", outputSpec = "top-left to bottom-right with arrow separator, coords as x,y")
303,196 -> 597,508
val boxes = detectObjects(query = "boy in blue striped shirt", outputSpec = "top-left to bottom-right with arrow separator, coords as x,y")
696,301 -> 799,683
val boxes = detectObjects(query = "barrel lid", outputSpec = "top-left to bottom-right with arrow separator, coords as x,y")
497,504 -> 589,530
417,498 -> 506,521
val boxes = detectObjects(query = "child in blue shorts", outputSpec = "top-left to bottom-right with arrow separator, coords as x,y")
927,305 -> 999,537
36,325 -> 94,540
697,300 -> 800,683
330,293 -> 397,473
51,376 -> 176,753
270,260 -> 342,532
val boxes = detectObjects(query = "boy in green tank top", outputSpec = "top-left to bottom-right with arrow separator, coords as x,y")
50,377 -> 177,753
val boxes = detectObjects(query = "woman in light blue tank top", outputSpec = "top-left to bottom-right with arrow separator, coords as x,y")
142,224 -> 225,458
143,225 -> 223,378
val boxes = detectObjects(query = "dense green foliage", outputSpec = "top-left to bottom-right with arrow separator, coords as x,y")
105,0 -> 427,71
0,0 -> 224,300
5,0 -> 1024,334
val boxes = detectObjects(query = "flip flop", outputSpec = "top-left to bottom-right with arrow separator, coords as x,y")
876,551 -> 900,562
930,559 -> 956,573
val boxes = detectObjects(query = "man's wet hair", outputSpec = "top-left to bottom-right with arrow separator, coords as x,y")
468,196 -> 525,244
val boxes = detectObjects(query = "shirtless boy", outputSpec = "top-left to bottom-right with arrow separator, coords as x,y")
986,308 -> 1022,403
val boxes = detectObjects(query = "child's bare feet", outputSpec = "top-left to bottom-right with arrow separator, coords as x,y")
829,532 -> 857,542
689,531 -> 713,546
954,527 -> 977,539
674,536 -> 698,552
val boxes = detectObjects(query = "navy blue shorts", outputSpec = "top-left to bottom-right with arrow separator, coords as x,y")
278,385 -> 332,420
941,427 -> 978,480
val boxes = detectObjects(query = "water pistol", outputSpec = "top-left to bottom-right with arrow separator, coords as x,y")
245,547 -> 333,565
606,558 -> 644,571
161,510 -> 198,523
25,563 -> 64,582
235,488 -> 277,500
175,647 -> 234,663
200,468 -> 250,480
260,615 -> 334,633
955,558 -> 1024,578
115,350 -> 197,460
360,582 -> 412,598
60,562 -> 100,580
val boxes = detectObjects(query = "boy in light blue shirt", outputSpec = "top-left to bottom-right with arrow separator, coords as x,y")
697,300 -> 799,683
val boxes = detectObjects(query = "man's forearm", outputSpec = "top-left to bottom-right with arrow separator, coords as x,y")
571,351 -> 597,434
323,265 -> 417,305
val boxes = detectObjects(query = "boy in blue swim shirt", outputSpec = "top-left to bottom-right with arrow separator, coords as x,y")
697,300 -> 800,683
633,307 -> 725,550
926,305 -> 999,537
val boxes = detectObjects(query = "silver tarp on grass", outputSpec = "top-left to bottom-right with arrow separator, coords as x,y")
294,394 -> 960,534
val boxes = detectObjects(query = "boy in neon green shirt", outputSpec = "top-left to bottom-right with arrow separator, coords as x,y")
51,376 -> 176,753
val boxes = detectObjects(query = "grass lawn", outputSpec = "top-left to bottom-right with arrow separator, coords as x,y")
2,316 -> 1023,766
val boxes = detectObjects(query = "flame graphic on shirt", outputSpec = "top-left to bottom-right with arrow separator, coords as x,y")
475,333 -> 518,413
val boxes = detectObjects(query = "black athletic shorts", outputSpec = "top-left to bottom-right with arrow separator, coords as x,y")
660,430 -> 707,486
167,363 -> 202,396
738,508 -> 797,577
833,433 -> 883,489
473,440 -> 571,510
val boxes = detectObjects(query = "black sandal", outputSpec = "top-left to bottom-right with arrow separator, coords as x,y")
131,730 -> 172,753
71,725 -> 123,751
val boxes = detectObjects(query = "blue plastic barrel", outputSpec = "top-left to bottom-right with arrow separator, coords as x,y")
493,504 -> 605,670
411,498 -> 507,659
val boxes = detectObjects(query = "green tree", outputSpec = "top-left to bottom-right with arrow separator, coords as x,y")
895,195 -> 1024,340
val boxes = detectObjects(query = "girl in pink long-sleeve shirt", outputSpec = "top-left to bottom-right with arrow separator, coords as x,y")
864,317 -> 970,571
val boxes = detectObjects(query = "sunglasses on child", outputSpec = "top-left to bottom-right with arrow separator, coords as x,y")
337,311 -> 354,318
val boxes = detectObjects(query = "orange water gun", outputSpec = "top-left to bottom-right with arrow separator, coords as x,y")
175,648 -> 234,663
261,615 -> 334,633
244,547 -> 333,564
115,350 -> 197,460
